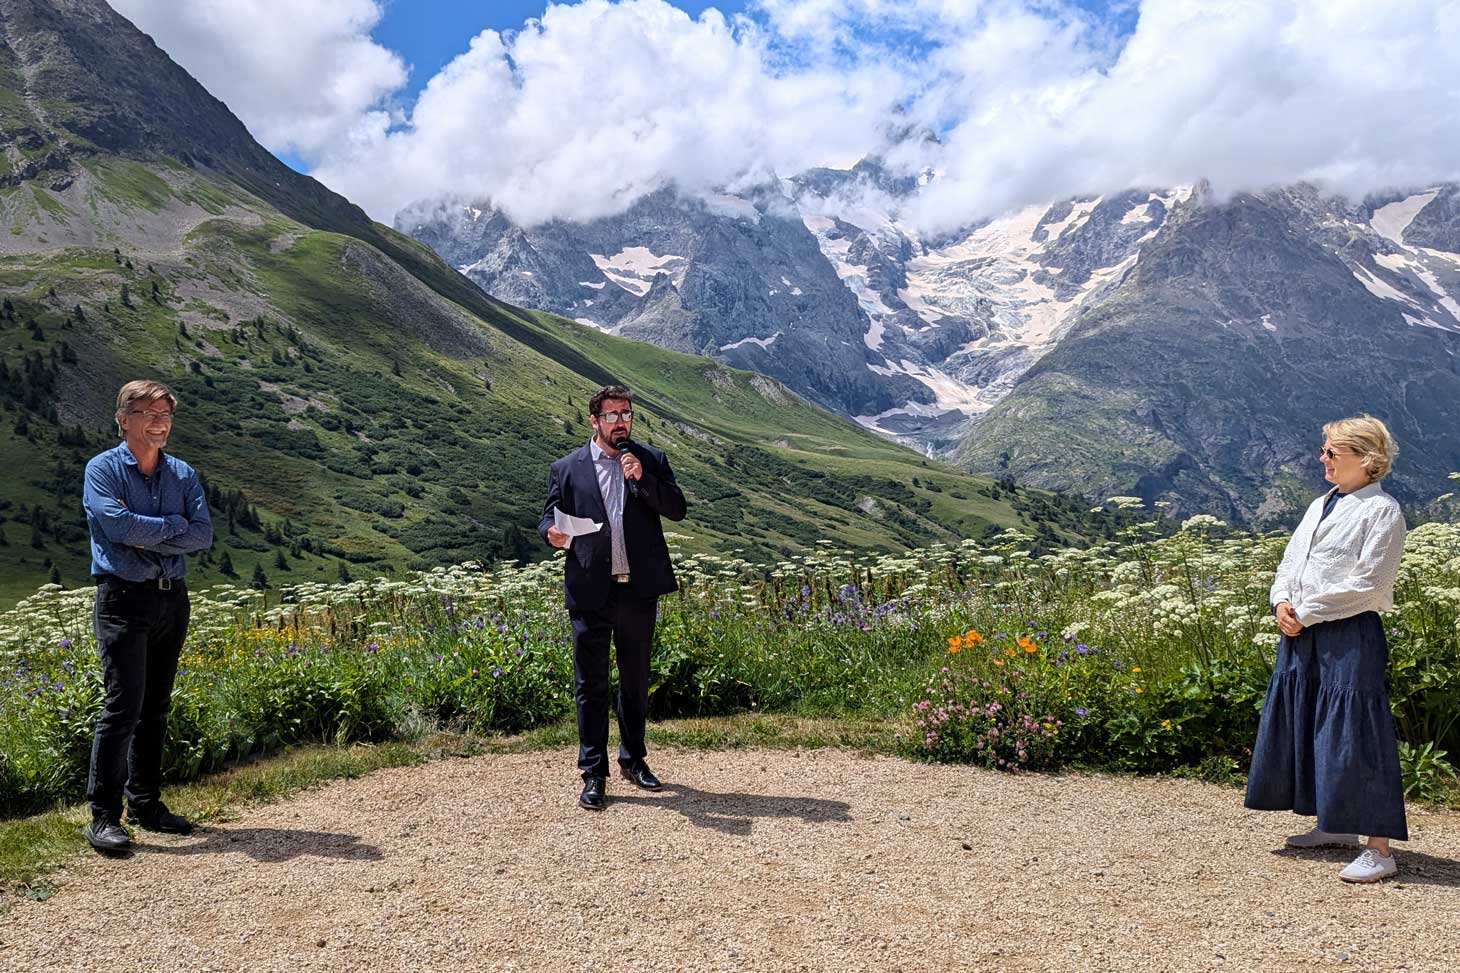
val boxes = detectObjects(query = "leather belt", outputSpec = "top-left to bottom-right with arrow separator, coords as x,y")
96,574 -> 182,591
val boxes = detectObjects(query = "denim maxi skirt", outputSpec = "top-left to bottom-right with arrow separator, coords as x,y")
1244,611 -> 1408,840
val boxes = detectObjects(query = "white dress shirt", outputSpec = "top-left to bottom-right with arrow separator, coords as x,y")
589,438 -> 630,577
1270,480 -> 1407,627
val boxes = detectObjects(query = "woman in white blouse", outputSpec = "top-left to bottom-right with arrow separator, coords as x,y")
1244,415 -> 1409,883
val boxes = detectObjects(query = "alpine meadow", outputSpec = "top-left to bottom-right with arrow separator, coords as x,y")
3,0 -> 1460,953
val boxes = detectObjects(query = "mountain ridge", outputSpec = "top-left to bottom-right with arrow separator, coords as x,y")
403,165 -> 1460,520
0,0 -> 1120,605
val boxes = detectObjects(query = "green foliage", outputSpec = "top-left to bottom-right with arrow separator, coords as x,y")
0,190 -> 1124,605
1,506 -> 1456,816
1398,741 -> 1459,803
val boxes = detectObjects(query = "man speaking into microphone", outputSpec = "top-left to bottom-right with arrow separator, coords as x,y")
539,384 -> 688,810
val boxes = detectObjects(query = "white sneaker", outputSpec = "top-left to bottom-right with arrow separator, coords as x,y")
1285,828 -> 1362,849
1339,848 -> 1398,884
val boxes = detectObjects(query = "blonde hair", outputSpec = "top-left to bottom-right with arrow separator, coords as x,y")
1322,414 -> 1397,482
114,380 -> 178,435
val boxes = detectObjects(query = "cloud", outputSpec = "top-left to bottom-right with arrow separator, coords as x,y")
895,0 -> 1460,232
109,0 -> 406,160
112,0 -> 1460,233
310,0 -> 909,223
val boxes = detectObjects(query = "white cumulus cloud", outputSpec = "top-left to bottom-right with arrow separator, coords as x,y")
109,0 -> 407,160
111,0 -> 1460,233
895,0 -> 1460,232
309,0 -> 908,223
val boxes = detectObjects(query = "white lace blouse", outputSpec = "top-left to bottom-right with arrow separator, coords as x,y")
1269,481 -> 1407,627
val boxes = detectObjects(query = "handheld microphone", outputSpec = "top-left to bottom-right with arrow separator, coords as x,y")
613,436 -> 639,499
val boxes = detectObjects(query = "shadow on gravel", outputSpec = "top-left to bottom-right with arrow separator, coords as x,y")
135,827 -> 384,864
1271,847 -> 1460,887
611,783 -> 852,836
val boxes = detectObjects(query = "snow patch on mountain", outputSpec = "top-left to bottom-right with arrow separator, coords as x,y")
867,358 -> 984,412
1041,197 -> 1101,239
589,247 -> 686,296
1371,191 -> 1440,245
720,332 -> 782,351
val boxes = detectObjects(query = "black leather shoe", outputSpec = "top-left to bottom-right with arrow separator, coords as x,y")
619,761 -> 662,791
579,775 -> 607,811
84,816 -> 133,852
127,803 -> 194,835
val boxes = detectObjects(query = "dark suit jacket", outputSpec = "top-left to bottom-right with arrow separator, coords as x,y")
538,439 -> 687,612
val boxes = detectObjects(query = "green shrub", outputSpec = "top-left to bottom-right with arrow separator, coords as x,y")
2,509 -> 1458,816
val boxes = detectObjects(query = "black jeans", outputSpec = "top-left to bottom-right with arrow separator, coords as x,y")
570,585 -> 657,778
87,576 -> 190,820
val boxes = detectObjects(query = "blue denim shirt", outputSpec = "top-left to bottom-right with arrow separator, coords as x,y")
82,442 -> 213,581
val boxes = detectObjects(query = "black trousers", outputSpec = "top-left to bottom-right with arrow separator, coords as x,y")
87,576 -> 190,820
571,584 -> 658,778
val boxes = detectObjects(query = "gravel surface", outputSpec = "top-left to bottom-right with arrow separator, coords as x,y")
3,748 -> 1458,972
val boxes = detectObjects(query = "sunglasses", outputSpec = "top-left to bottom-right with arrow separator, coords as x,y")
1318,446 -> 1348,461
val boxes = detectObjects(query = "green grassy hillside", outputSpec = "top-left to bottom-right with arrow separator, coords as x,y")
0,160 -> 1132,607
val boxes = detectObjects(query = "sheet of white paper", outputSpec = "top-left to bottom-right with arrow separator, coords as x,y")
553,507 -> 602,548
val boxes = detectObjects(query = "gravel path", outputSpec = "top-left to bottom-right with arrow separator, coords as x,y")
3,748 -> 1459,972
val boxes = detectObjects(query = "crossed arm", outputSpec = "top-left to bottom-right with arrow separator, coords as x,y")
83,463 -> 214,555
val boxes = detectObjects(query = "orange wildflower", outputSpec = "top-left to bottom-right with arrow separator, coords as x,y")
964,630 -> 985,644
992,658 -> 1006,667
1016,635 -> 1038,653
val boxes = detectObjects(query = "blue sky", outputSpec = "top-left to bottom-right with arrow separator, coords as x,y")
112,0 -> 1459,229
263,0 -> 1145,178
372,2 -> 1139,106
374,1 -> 751,105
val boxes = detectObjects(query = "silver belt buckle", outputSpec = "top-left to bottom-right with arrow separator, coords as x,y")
613,573 -> 631,584
157,577 -> 173,591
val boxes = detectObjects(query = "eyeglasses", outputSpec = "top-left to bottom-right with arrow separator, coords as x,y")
596,410 -> 633,424
128,410 -> 174,423
1319,446 -> 1346,461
